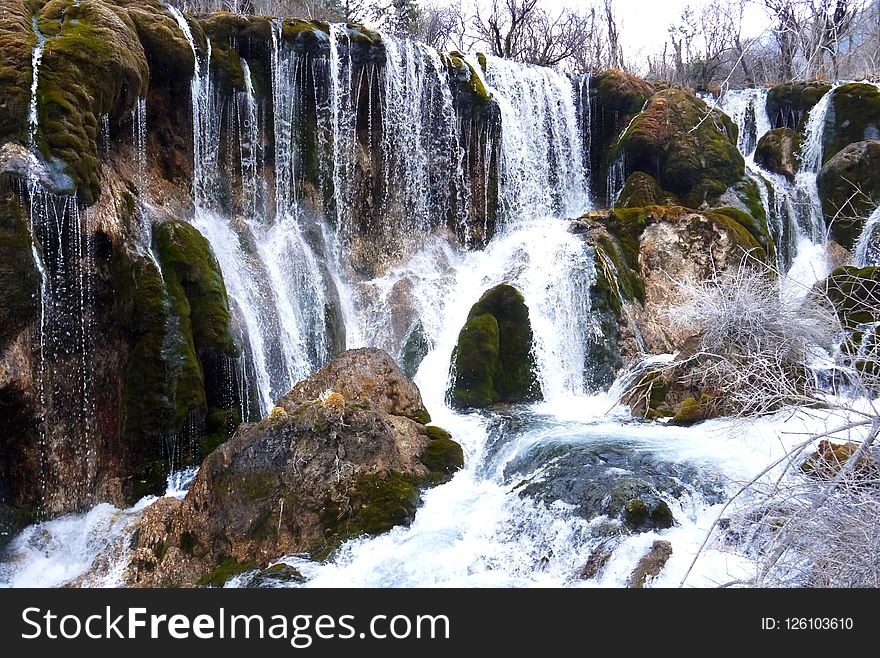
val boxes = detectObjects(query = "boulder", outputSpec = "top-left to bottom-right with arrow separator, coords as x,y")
766,81 -> 831,130
614,88 -> 744,208
823,83 -> 880,165
448,284 -> 541,408
817,140 -> 880,250
755,128 -> 802,181
124,348 -> 463,587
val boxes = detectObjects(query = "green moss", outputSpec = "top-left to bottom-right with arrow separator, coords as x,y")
197,557 -> 257,587
766,81 -> 831,131
154,221 -> 238,358
448,54 -> 491,104
616,172 -> 678,209
200,406 -> 240,454
754,128 -> 802,180
317,472 -> 421,559
238,472 -> 279,500
624,497 -> 674,530
477,52 -> 487,73
0,187 -> 40,344
713,205 -> 774,263
615,89 -> 743,208
420,426 -> 464,482
449,284 -> 541,409
704,209 -> 768,263
825,265 -> 880,329
817,140 -> 880,250
0,1 -> 37,144
671,393 -> 713,425
34,0 -> 149,204
824,83 -> 880,164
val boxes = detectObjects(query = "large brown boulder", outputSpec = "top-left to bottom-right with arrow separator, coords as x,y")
123,348 -> 462,587
755,128 -> 802,181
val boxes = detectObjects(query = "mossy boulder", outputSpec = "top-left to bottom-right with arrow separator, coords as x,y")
449,284 -> 541,408
817,140 -> 880,250
755,127 -> 802,181
615,172 -> 679,209
589,70 -> 655,205
124,348 -> 462,587
0,0 -> 36,145
118,0 -> 196,87
0,185 -> 40,345
823,83 -> 880,165
199,12 -> 273,92
153,220 -> 237,359
766,81 -> 831,130
614,89 -> 744,208
35,0 -> 149,204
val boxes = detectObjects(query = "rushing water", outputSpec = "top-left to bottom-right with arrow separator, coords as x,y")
3,13 -> 870,588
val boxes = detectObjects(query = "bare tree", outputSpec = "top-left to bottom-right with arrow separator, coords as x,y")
471,0 -> 540,61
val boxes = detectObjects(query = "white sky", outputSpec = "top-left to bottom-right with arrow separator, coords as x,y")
455,0 -> 775,62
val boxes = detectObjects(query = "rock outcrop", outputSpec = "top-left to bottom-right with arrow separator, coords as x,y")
766,81 -> 831,130
817,140 -> 880,249
448,284 -> 541,409
823,83 -> 880,165
613,89 -> 744,208
755,127 -> 802,181
124,348 -> 463,587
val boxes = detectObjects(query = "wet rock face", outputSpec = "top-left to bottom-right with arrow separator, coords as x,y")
817,140 -> 880,250
755,128 -> 802,181
824,83 -> 880,165
124,348 -> 462,587
449,284 -> 542,409
766,81 -> 831,130
614,89 -> 744,208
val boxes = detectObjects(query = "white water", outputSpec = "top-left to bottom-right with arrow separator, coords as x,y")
854,205 -> 880,267
28,16 -> 46,151
4,20 -> 865,590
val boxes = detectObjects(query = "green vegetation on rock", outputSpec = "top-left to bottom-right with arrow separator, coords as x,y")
420,425 -> 465,483
0,186 -> 40,344
0,1 -> 36,145
614,89 -> 744,208
449,284 -> 541,408
766,81 -> 831,130
755,127 -> 802,181
817,140 -> 880,250
35,0 -> 149,204
824,83 -> 880,165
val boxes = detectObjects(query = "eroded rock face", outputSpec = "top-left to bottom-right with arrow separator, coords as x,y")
824,83 -> 880,165
123,348 -> 462,587
448,284 -> 541,409
766,81 -> 831,130
614,89 -> 744,208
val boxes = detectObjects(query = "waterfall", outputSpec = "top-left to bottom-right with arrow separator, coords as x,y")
718,88 -> 771,158
854,205 -> 880,267
794,86 -> 836,242
237,58 -> 264,220
28,17 -> 46,151
132,97 -> 147,191
474,55 -> 589,223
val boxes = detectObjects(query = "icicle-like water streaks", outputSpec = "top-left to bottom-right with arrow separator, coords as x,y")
26,188 -> 96,513
477,55 -> 588,223
132,97 -> 147,191
237,59 -> 264,220
854,205 -> 880,267
718,88 -> 771,157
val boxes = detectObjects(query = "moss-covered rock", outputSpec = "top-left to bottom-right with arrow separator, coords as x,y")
420,425 -> 465,483
0,185 -> 40,344
823,83 -> 880,165
755,127 -> 802,181
117,0 -> 195,87
817,140 -> 880,250
0,0 -> 36,145
153,220 -> 237,359
766,81 -> 831,130
824,265 -> 880,329
35,0 -> 149,204
196,557 -> 257,587
615,172 -> 679,209
712,206 -> 775,263
614,89 -> 744,208
589,70 -> 655,205
449,284 -> 541,408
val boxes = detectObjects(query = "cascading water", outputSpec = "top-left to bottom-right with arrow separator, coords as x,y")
854,205 -> 880,267
6,15 -> 863,590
